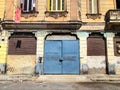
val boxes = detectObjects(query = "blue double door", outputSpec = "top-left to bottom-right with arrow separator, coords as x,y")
44,40 -> 80,74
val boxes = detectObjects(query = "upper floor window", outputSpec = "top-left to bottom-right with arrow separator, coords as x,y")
48,0 -> 65,12
20,0 -> 36,13
116,0 -> 120,9
88,0 -> 99,14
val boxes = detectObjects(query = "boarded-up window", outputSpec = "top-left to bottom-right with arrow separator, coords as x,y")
87,36 -> 105,56
8,33 -> 36,55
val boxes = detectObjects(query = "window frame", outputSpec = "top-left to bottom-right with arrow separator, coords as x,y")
114,37 -> 120,56
48,0 -> 66,12
87,0 -> 99,14
87,34 -> 106,56
20,0 -> 36,13
116,0 -> 120,9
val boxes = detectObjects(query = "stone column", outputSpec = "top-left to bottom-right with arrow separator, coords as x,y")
77,32 -> 89,74
35,31 -> 48,75
106,33 -> 115,74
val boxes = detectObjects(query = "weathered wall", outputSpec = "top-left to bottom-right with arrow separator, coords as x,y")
81,0 -> 115,22
80,0 -> 115,31
106,33 -> 120,75
113,57 -> 120,74
0,43 -> 7,73
87,56 -> 106,74
4,0 -> 14,20
77,32 -> 88,74
4,0 -> 116,22
35,31 -> 48,74
0,31 -> 8,74
4,0 -> 80,21
106,33 -> 115,74
7,55 -> 36,74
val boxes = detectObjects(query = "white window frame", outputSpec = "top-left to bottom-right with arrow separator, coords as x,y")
20,0 -> 36,13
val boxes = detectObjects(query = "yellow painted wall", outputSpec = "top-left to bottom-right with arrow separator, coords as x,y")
4,0 -> 14,20
0,0 -> 5,19
5,0 -> 80,21
4,0 -> 116,23
7,55 -> 36,74
0,44 -> 7,63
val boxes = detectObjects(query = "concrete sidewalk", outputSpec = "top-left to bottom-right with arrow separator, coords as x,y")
36,75 -> 120,82
0,74 -> 120,82
0,75 -> 34,81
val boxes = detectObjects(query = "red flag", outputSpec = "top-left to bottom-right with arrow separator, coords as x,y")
14,8 -> 21,23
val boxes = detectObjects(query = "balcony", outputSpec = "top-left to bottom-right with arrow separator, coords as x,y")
105,9 -> 120,30
2,20 -> 82,31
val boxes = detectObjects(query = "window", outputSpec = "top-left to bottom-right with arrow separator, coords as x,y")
48,0 -> 65,11
116,0 -> 120,9
88,0 -> 99,14
8,32 -> 36,55
87,33 -> 106,56
114,37 -> 120,56
16,40 -> 22,48
20,0 -> 36,13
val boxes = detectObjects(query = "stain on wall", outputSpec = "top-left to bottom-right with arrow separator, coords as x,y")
87,56 -> 106,74
7,55 -> 36,74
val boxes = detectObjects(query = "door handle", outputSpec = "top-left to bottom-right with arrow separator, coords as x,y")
59,59 -> 63,62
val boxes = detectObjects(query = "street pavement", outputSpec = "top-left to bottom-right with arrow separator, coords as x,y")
0,81 -> 120,90
0,75 -> 120,90
1,75 -> 120,82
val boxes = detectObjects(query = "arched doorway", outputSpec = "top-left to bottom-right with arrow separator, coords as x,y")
7,32 -> 36,74
87,33 -> 107,74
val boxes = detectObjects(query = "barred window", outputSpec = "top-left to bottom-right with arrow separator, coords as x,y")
48,0 -> 65,11
20,0 -> 36,13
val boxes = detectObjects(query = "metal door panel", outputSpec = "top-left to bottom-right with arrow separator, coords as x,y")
44,40 -> 80,74
62,40 -> 80,74
44,41 -> 62,74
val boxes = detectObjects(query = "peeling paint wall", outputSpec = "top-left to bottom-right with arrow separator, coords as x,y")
0,44 -> 7,73
113,57 -> 120,74
7,55 -> 36,74
0,31 -> 8,74
87,56 -> 106,74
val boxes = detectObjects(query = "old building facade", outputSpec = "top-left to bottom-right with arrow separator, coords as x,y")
0,0 -> 119,75
0,0 -> 7,74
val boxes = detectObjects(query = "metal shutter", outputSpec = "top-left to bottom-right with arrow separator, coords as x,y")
8,33 -> 36,55
87,37 -> 106,56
